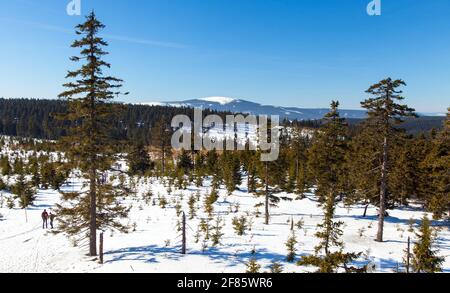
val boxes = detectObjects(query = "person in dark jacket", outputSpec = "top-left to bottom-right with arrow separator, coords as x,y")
49,212 -> 55,229
41,210 -> 49,229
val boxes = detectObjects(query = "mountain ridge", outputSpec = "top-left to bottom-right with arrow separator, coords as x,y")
143,97 -> 369,120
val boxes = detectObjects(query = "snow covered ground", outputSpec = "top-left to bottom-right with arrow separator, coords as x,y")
0,135 -> 448,273
0,181 -> 98,273
1,174 -> 449,273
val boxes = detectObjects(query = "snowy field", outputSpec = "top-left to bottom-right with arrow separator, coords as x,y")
1,174 -> 449,273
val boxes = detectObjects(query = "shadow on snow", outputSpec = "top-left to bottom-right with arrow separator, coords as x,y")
104,243 -> 287,268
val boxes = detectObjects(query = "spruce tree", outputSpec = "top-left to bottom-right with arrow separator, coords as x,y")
291,127 -> 309,198
222,151 -> 241,196
204,188 -> 219,217
361,78 -> 416,242
285,231 -> 298,263
269,261 -> 283,273
50,165 -> 68,191
411,216 -> 444,273
56,12 -> 129,256
240,141 -> 258,194
12,174 -> 36,222
205,150 -> 219,176
40,161 -> 53,190
0,155 -> 11,176
421,108 -> 449,219
232,216 -> 248,236
390,134 -> 431,207
0,177 -> 6,191
315,193 -> 344,256
194,152 -> 205,187
13,158 -> 24,175
150,116 -> 172,175
345,122 -> 383,214
177,149 -> 193,175
211,216 -> 224,246
245,257 -> 261,273
298,192 -> 361,273
29,157 -> 41,188
188,194 -> 197,220
308,101 -> 349,203
128,142 -> 152,176
254,156 -> 282,225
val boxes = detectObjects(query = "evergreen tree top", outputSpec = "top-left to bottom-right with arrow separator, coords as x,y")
362,78 -> 417,126
75,11 -> 105,36
323,100 -> 347,128
59,11 -> 126,102
326,100 -> 340,118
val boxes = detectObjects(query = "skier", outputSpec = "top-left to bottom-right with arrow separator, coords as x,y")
41,209 -> 49,229
49,211 -> 55,229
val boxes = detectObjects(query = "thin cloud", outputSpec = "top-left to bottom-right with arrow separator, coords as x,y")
0,17 -> 188,49
102,34 -> 188,49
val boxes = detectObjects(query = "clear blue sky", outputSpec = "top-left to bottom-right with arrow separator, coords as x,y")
0,0 -> 449,112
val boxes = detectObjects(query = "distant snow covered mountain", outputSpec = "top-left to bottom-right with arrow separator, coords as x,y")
144,97 -> 368,121
142,97 -> 444,120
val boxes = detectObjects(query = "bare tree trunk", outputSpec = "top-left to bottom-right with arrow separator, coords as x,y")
265,162 -> 269,225
89,167 -> 97,256
99,232 -> 104,264
324,191 -> 333,256
376,136 -> 388,242
182,212 -> 186,254
192,151 -> 196,180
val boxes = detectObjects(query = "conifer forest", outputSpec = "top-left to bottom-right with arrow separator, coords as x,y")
0,1 -> 448,276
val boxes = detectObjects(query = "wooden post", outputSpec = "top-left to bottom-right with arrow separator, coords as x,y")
406,237 -> 411,274
99,232 -> 104,264
182,212 -> 186,255
363,203 -> 369,218
291,216 -> 294,231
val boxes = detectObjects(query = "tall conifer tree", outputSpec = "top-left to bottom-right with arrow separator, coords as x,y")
308,101 -> 349,203
361,78 -> 416,242
56,12 -> 129,256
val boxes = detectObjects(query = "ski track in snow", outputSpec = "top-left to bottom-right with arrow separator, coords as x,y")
0,182 -> 98,273
0,226 -> 40,241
